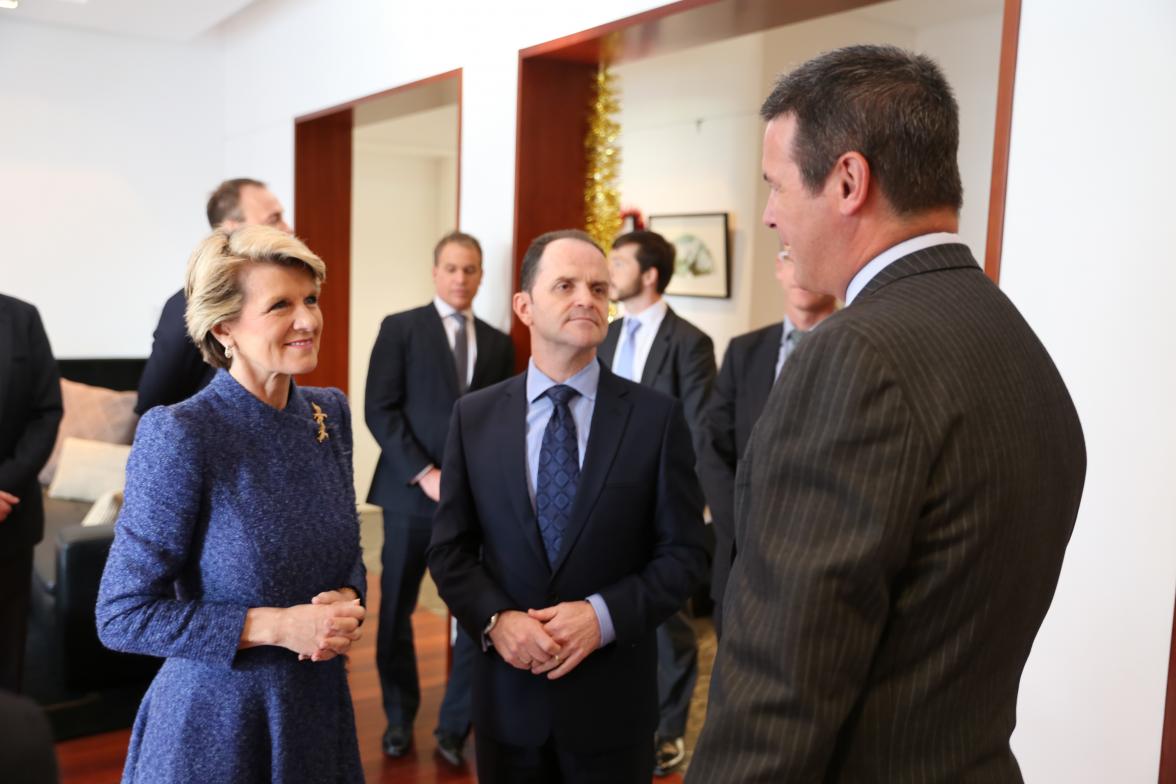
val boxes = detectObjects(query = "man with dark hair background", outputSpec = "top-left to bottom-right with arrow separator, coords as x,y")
688,45 -> 1085,782
135,178 -> 290,414
599,229 -> 715,777
365,230 -> 514,766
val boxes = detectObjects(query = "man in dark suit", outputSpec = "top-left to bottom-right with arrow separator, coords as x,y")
365,231 -> 514,766
599,230 -> 715,776
697,253 -> 835,639
688,45 -> 1086,782
427,229 -> 706,783
0,294 -> 63,693
136,178 -> 290,414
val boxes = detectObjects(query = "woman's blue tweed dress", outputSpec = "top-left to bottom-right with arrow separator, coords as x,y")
97,370 -> 366,783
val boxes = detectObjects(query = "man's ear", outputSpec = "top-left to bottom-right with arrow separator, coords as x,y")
833,151 -> 871,216
641,266 -> 659,291
512,291 -> 533,327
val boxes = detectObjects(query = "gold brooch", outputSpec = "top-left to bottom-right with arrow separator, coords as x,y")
311,403 -> 329,443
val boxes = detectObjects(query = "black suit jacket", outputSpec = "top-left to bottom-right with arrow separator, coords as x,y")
696,322 -> 781,614
0,294 -> 63,552
135,289 -> 214,415
426,363 -> 707,751
365,303 -> 514,518
600,304 -> 716,459
688,245 -> 1086,782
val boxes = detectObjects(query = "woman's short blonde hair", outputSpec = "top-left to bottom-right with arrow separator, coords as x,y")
185,226 -> 326,369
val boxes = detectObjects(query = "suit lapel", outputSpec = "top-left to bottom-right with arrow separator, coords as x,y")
0,300 -> 11,418
550,363 -> 632,577
422,305 -> 461,396
599,320 -> 620,369
748,323 -> 782,417
640,307 -> 675,386
502,373 -> 553,571
856,243 -> 979,302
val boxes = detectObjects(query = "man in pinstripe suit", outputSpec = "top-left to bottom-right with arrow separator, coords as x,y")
688,45 -> 1085,782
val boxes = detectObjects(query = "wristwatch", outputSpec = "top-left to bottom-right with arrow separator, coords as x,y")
482,612 -> 499,651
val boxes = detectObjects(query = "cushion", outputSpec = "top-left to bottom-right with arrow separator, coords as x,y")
82,489 -> 124,527
38,379 -> 138,486
47,438 -> 132,503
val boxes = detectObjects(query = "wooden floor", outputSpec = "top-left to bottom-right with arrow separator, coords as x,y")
54,578 -> 688,783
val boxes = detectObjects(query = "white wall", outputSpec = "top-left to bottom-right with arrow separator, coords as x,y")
217,0 -> 673,334
614,4 -> 999,361
0,20 -> 223,357
1003,0 -> 1176,780
350,104 -> 459,500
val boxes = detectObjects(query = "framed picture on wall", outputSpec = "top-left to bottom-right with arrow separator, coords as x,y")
647,212 -> 730,299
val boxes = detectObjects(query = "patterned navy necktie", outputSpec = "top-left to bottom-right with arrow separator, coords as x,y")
536,384 -> 580,566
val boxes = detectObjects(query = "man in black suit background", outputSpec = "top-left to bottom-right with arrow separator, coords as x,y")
688,45 -> 1085,782
0,294 -> 63,693
135,178 -> 290,414
427,230 -> 706,783
599,230 -> 715,776
697,251 -> 835,639
365,230 -> 514,766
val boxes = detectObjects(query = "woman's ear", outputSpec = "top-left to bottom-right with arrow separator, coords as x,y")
210,322 -> 234,351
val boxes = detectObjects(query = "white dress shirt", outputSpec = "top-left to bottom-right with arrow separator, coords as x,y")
844,232 -> 964,306
433,295 -> 477,388
611,298 -> 668,382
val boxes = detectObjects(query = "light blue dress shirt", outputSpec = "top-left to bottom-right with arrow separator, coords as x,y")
524,358 -> 616,646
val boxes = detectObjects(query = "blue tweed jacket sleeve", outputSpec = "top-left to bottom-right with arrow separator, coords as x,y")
96,405 -> 248,669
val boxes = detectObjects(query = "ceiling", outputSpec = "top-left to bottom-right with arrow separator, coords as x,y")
1,0 -> 259,42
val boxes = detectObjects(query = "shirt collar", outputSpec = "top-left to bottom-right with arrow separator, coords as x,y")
844,232 -> 962,306
433,295 -> 472,321
526,357 -> 600,404
781,315 -> 798,346
623,297 -> 668,330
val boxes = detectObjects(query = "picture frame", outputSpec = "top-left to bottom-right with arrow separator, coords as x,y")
647,212 -> 730,299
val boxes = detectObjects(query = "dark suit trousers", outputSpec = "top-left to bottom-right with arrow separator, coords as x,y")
377,513 -> 473,738
475,733 -> 649,784
656,607 -> 698,738
0,547 -> 33,692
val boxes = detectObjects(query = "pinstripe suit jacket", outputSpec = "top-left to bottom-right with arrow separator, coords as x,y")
688,244 -> 1085,783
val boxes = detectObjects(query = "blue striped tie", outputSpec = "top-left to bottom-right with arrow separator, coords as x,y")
536,385 -> 580,566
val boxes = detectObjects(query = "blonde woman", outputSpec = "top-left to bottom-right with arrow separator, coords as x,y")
98,226 -> 365,783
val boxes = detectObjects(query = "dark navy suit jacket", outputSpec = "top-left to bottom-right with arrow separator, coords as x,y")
696,321 -> 781,620
427,361 -> 707,751
365,303 -> 514,519
135,289 -> 214,415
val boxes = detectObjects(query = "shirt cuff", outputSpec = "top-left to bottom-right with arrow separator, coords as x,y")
409,464 -> 435,485
585,593 -> 615,647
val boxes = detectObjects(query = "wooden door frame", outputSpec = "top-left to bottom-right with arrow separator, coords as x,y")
293,69 -> 463,393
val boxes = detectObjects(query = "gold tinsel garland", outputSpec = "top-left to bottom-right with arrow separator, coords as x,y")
584,61 -> 622,253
